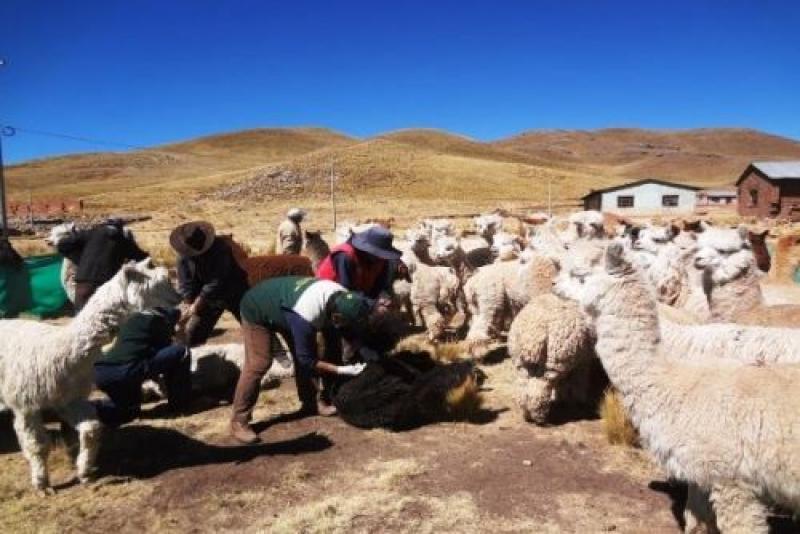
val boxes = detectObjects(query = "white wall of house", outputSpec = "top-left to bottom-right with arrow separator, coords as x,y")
600,182 -> 697,213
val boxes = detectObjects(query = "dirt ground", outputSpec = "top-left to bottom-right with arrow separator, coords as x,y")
2,294 -> 799,533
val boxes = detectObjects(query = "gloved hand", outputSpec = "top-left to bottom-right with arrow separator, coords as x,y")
337,363 -> 367,376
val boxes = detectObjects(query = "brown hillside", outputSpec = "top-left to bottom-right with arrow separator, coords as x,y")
5,127 -> 354,201
494,128 -> 800,184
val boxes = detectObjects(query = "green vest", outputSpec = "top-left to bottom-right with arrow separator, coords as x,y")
239,276 -> 318,329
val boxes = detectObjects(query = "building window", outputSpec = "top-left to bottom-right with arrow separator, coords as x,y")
662,195 -> 679,207
749,189 -> 759,207
617,196 -> 634,208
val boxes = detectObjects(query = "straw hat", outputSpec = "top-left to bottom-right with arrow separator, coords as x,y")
169,221 -> 216,257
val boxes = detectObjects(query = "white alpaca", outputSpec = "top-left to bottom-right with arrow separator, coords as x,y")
473,213 -> 503,244
0,259 -> 179,493
46,222 -> 80,303
559,242 -> 800,533
463,251 -> 558,357
189,343 -> 295,393
408,262 -> 462,341
695,225 -> 800,327
562,210 -> 605,243
508,292 -> 595,423
421,218 -> 456,241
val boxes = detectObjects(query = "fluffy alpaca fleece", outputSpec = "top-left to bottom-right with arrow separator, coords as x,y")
421,218 -> 456,241
224,237 -> 314,286
0,259 -> 179,493
560,242 -> 800,533
332,350 -> 482,430
301,230 -> 330,273
769,232 -> 800,283
188,343 -> 294,394
463,252 -> 558,357
407,262 -> 462,341
508,293 -> 596,423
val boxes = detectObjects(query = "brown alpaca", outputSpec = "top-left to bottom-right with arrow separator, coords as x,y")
301,230 -> 331,273
220,235 -> 313,286
770,233 -> 800,283
748,230 -> 771,273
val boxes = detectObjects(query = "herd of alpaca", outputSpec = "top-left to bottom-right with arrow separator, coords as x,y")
6,209 -> 800,532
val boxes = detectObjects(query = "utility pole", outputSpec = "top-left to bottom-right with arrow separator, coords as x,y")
0,59 -> 8,238
330,159 -> 337,231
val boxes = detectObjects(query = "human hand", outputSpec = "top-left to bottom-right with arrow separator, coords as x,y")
337,363 -> 367,376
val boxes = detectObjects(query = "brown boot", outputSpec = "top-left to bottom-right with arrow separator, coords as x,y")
230,420 -> 260,444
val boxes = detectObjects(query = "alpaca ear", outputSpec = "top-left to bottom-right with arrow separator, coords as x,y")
669,224 -> 680,240
605,242 -> 627,272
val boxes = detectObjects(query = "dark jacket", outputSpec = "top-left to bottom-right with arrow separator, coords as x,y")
98,309 -> 179,365
75,224 -> 148,284
177,238 -> 248,303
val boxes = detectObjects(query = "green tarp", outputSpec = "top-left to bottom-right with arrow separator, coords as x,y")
0,254 -> 68,318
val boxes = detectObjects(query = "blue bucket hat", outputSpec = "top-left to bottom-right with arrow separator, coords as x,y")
349,226 -> 402,260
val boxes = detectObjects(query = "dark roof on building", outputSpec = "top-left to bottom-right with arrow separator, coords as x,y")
581,178 -> 702,200
736,161 -> 800,185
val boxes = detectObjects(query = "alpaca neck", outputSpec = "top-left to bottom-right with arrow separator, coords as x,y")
68,277 -> 134,362
591,271 -> 662,399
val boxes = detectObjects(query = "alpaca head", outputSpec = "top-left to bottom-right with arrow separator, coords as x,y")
423,218 -> 455,240
490,231 -> 521,261
474,213 -> 503,241
116,258 -> 181,312
303,230 -> 329,252
405,226 -> 430,251
567,210 -> 605,240
633,223 -> 679,254
45,222 -> 77,246
552,241 -> 606,301
693,225 -> 750,272
430,235 -> 460,263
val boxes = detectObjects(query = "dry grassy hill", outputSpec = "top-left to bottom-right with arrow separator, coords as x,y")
494,128 -> 800,185
6,126 -> 800,220
5,127 -> 354,204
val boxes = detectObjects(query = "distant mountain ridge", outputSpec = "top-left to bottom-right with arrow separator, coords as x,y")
7,126 -> 800,209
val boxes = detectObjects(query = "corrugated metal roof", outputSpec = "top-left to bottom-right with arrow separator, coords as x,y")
752,161 -> 800,179
581,178 -> 702,199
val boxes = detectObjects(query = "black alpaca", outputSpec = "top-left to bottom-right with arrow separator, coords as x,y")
332,351 -> 482,431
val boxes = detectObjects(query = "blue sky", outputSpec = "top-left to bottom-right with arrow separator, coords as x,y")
1,0 -> 799,163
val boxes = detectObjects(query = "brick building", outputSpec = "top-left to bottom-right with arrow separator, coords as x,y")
736,161 -> 800,220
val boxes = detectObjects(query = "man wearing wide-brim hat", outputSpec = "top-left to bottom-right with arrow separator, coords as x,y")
316,225 -> 404,300
170,221 -> 250,346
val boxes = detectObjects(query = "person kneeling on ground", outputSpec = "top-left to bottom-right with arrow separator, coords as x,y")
94,307 -> 191,426
230,276 -> 377,444
170,220 -> 250,347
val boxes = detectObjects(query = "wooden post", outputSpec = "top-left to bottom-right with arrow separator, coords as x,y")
28,189 -> 33,231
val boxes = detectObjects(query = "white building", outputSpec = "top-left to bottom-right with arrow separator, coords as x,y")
582,178 -> 701,214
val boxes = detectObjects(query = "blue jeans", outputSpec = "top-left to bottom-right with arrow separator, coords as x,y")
94,344 -> 191,427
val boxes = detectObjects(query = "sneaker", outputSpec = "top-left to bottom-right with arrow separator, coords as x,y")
230,421 -> 260,444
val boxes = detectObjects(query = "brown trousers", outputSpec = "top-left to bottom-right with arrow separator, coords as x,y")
231,321 -> 316,424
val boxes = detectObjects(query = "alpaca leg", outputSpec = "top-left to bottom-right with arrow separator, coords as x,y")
420,305 -> 445,341
710,482 -> 768,534
12,411 -> 51,493
57,400 -> 101,483
684,483 -> 718,534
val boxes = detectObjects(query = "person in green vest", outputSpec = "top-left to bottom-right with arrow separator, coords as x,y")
231,276 -> 375,444
94,307 -> 191,426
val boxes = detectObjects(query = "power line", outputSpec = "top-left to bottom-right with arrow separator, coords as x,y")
0,121 -> 219,159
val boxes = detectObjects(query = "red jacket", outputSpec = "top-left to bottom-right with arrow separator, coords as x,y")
317,243 -> 386,296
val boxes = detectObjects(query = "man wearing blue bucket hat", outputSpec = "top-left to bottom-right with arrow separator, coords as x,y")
316,225 -> 404,300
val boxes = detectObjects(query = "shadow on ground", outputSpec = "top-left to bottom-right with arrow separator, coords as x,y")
98,425 -> 332,480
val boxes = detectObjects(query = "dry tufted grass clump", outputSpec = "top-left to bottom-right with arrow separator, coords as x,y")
600,388 -> 639,447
